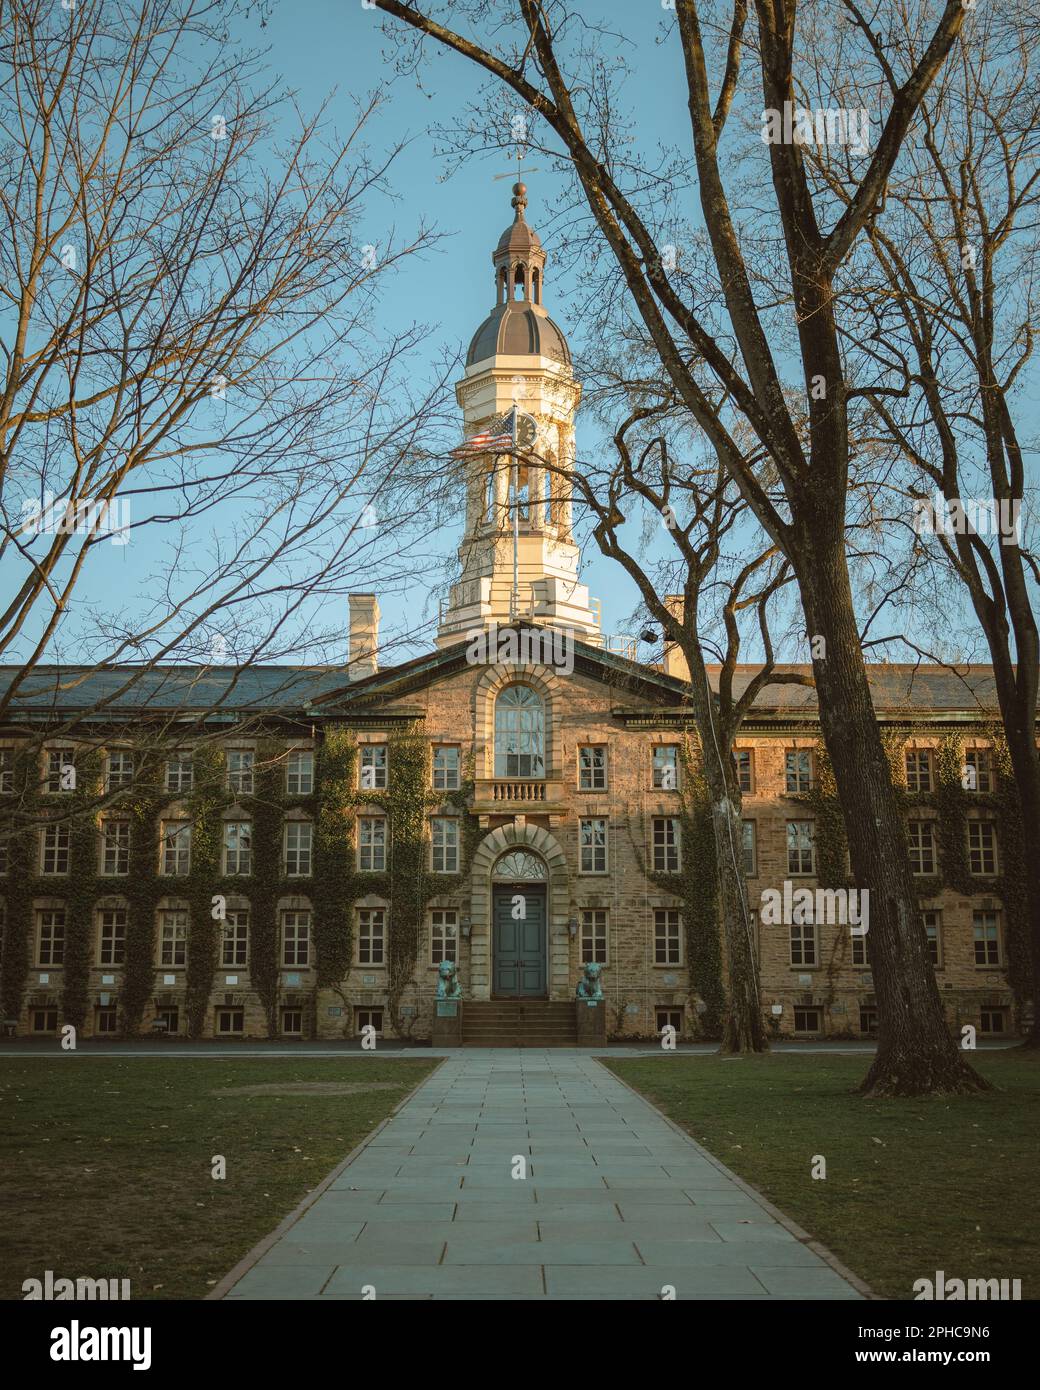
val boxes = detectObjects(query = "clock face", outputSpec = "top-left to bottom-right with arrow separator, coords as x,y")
515,414 -> 538,451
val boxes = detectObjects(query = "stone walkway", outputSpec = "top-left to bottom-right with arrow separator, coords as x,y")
218,1051 -> 865,1300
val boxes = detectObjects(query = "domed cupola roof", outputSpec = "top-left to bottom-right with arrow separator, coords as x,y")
466,181 -> 570,367
466,304 -> 571,366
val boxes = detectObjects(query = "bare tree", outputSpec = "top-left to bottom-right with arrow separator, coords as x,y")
818,1 -> 1040,1042
371,0 -> 986,1094
0,0 -> 453,741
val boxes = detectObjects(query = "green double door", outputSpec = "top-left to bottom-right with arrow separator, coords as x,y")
492,885 -> 547,997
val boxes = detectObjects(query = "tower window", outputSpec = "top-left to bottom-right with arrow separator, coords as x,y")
513,263 -> 525,299
531,268 -> 540,304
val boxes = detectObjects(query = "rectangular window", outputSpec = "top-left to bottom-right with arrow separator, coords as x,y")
358,818 -> 386,872
793,1006 -> 822,1033
98,908 -> 127,967
431,818 -> 459,874
652,817 -> 681,873
790,920 -> 817,966
656,1007 -> 683,1036
786,820 -> 815,876
157,1006 -> 180,1035
432,745 -> 460,792
46,747 -> 75,793
578,745 -> 607,790
360,744 -> 388,790
217,1007 -> 244,1035
741,820 -> 757,876
41,824 -> 71,874
223,821 -> 252,876
430,909 -> 458,965
165,755 -> 193,794
282,910 -> 311,967
286,749 -> 314,795
37,909 -> 66,966
923,910 -> 941,967
284,821 -> 313,876
907,820 -> 937,876
105,751 -> 134,791
735,749 -> 754,794
357,908 -> 386,965
355,1006 -> 383,1037
0,839 -> 7,876
227,749 -> 254,794
968,821 -> 998,875
281,1008 -> 303,1036
161,821 -> 191,876
852,931 -> 871,967
652,745 -> 679,791
101,820 -> 130,876
980,1007 -> 1007,1035
973,910 -> 1001,966
785,750 -> 813,793
0,748 -> 14,794
32,1008 -> 58,1033
859,1007 -> 878,1036
579,818 -> 608,874
95,1007 -> 118,1035
580,908 -> 608,965
653,908 -> 682,965
159,910 -> 188,968
222,910 -> 249,967
905,749 -> 933,793
963,748 -> 993,793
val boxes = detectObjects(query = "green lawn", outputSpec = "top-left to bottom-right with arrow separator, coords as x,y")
0,1056 -> 437,1300
604,1050 -> 1040,1300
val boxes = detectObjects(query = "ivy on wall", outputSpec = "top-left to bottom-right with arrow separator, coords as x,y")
119,754 -> 165,1034
313,725 -> 479,1037
0,747 -> 38,1021
630,734 -> 727,1041
800,731 -> 1031,1023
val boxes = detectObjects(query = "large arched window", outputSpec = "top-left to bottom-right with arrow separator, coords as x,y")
494,685 -> 545,778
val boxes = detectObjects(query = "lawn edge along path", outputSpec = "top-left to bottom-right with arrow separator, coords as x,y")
207,1056 -> 448,1301
598,1058 -> 878,1301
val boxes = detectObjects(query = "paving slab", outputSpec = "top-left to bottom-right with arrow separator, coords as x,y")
216,1051 -> 866,1302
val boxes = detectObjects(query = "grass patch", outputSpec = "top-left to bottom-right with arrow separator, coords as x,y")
0,1056 -> 437,1300
603,1050 -> 1040,1300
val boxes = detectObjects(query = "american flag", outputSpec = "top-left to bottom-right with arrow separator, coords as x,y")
450,413 -> 514,458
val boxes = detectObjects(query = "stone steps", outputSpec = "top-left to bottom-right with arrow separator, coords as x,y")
461,999 -> 578,1048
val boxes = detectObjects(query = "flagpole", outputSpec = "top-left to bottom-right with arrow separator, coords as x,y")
510,403 -> 519,621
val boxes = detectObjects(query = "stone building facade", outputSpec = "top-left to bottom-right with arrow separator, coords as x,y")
0,187 -> 1027,1044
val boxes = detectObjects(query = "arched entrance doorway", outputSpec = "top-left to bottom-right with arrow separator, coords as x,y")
491,849 -> 547,997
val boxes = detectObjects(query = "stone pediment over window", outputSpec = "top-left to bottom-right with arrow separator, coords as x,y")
492,850 -> 546,881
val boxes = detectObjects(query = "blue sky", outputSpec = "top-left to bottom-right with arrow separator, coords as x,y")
7,0 -> 1031,672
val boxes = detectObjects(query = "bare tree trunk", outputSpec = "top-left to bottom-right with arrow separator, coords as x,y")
988,655 -> 1040,1046
684,648 -> 768,1054
796,530 -> 987,1095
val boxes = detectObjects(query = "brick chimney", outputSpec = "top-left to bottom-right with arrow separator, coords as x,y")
662,594 -> 691,682
347,593 -> 380,678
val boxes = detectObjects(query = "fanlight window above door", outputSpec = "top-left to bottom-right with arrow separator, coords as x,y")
494,684 -> 545,778
493,850 -> 546,881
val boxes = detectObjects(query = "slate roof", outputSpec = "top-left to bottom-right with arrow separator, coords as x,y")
710,664 -> 1013,716
0,651 -> 1018,721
